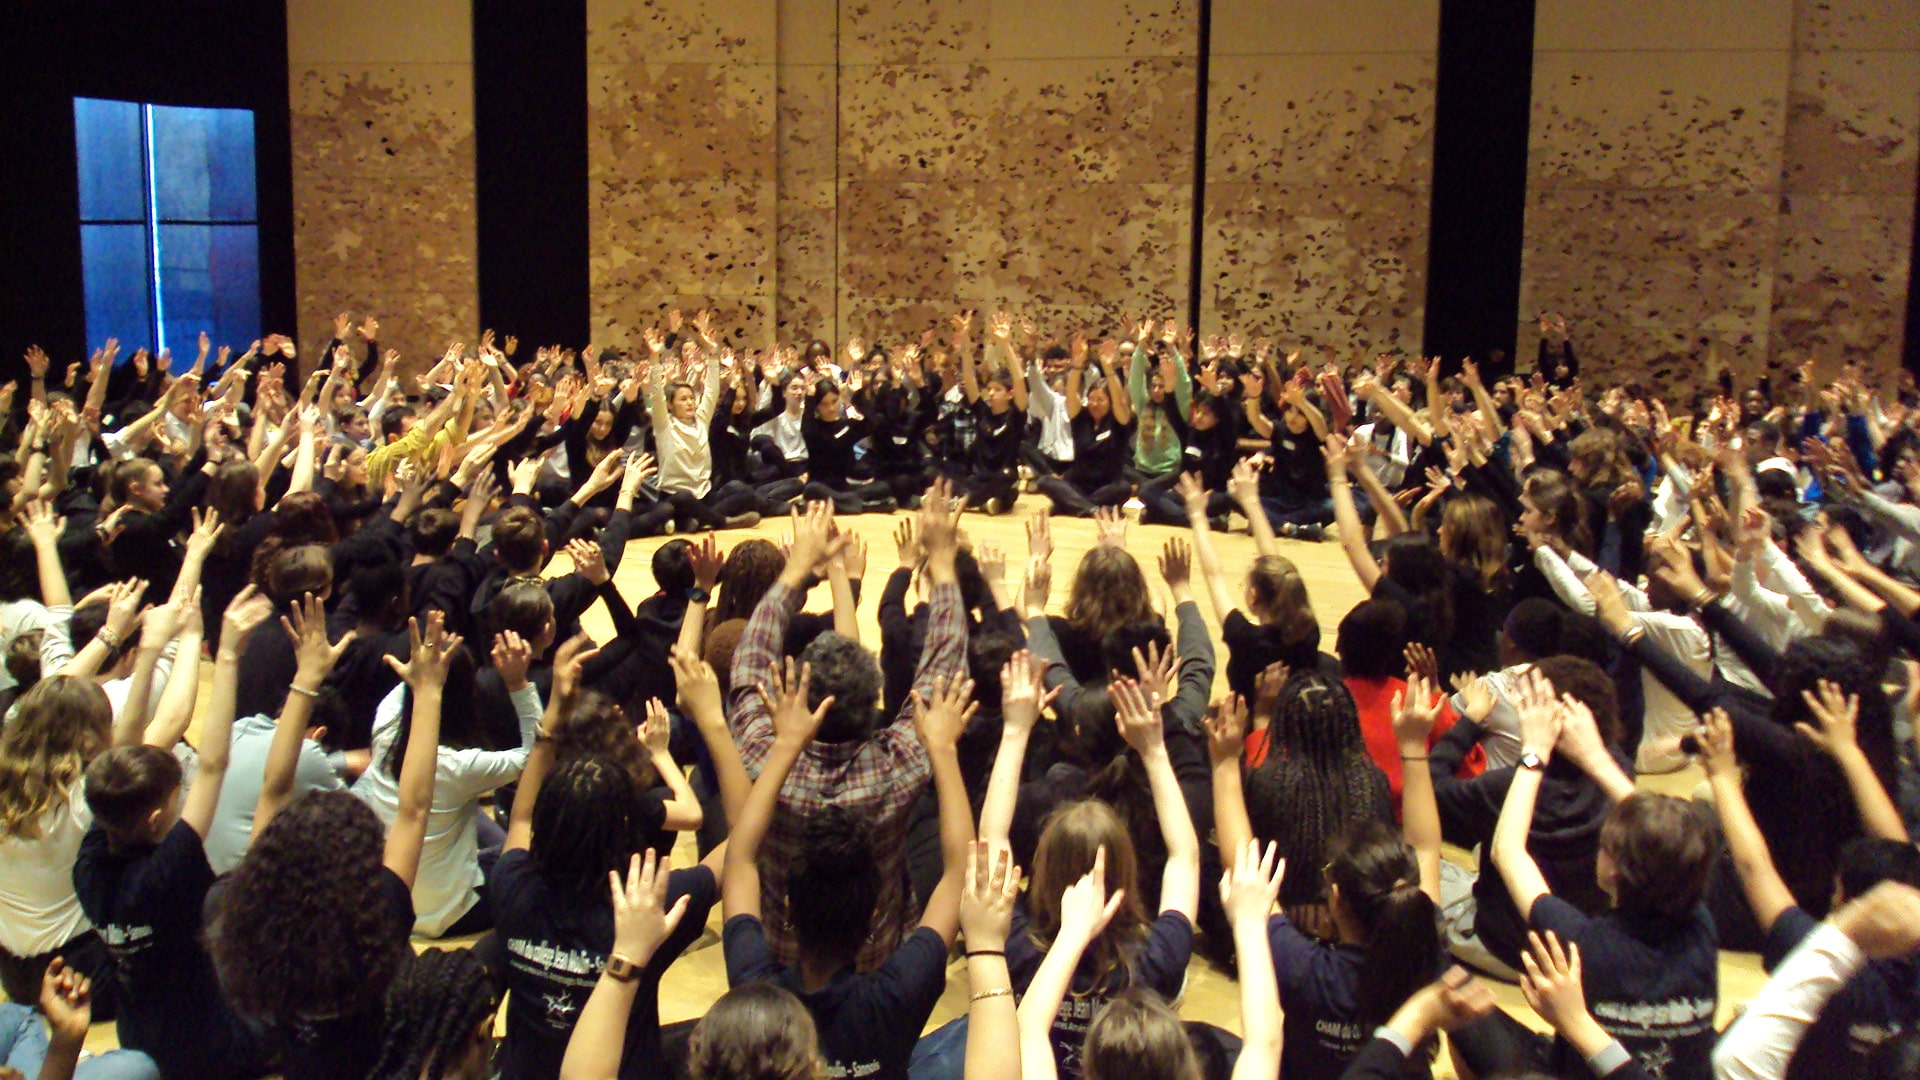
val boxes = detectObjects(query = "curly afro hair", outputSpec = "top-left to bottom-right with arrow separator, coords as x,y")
207,791 -> 408,1027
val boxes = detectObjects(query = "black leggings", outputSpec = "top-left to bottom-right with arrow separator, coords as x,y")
1140,472 -> 1232,525
0,929 -> 118,1021
802,478 -> 896,514
660,481 -> 765,530
748,436 -> 808,483
1035,467 -> 1133,517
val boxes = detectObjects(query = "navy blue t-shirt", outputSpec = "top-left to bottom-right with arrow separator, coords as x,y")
1764,905 -> 1918,1078
1006,906 -> 1193,1080
1269,915 -> 1435,1080
723,913 -> 949,1080
1530,895 -> 1718,1080
73,820 -> 264,1079
491,850 -> 717,1080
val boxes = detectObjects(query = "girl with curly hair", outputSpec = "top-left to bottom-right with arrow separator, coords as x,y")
207,611 -> 459,1080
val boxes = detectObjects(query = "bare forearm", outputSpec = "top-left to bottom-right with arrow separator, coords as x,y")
978,726 -> 1031,845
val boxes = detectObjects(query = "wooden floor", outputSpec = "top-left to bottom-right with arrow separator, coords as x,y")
71,494 -> 1767,1073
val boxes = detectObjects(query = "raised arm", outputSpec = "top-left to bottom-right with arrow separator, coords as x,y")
1101,340 -> 1132,428
1179,473 -> 1240,624
721,659 -> 828,921
912,672 -> 978,944
181,588 -> 275,837
1225,841 -> 1286,1080
21,501 -> 72,608
960,843 -> 1023,1080
1698,708 -> 1796,934
1393,675 -> 1447,904
1490,669 -> 1561,920
1797,681 -> 1909,842
980,650 -> 1054,847
671,645 -> 751,829
379,611 -> 462,889
559,851 -> 693,1080
1207,695 -> 1255,871
1226,457 -> 1280,557
1018,850 -> 1125,1080
1325,433 -> 1384,590
506,635 -> 599,852
1114,677 -> 1201,920
253,593 -> 354,838
639,699 -> 703,833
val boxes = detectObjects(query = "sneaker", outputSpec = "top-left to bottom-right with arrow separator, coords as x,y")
903,494 -> 922,510
661,520 -> 677,535
985,497 -> 1007,516
866,497 -> 897,514
1207,514 -> 1230,532
1294,524 -> 1327,542
723,512 -> 762,530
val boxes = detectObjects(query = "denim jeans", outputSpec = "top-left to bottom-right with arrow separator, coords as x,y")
0,1004 -> 160,1080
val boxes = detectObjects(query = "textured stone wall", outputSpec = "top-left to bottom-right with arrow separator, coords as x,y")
1517,1 -> 1797,393
1199,0 -> 1439,357
588,0 -> 779,351
1517,0 -> 1918,394
1770,0 -> 1920,377
287,0 -> 477,367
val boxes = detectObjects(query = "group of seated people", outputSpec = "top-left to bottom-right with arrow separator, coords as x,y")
0,306 -> 1916,1080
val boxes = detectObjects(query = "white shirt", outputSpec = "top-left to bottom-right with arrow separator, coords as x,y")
1713,921 -> 1864,1080
1352,421 -> 1410,490
0,600 -> 61,695
1535,546 -> 1708,773
1027,376 -> 1073,463
0,786 -> 92,956
753,408 -> 808,463
650,362 -> 723,498
351,681 -> 543,937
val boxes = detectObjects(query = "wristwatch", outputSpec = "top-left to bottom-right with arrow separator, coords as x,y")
1519,749 -> 1547,771
686,586 -> 712,604
603,953 -> 642,982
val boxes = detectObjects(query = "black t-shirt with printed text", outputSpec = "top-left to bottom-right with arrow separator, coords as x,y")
723,913 -> 949,1080
1005,906 -> 1194,1080
490,850 -> 717,1080
73,820 -> 264,1079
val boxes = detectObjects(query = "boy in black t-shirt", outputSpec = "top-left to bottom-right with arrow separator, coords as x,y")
1452,668 -> 1721,1080
72,590 -> 278,1079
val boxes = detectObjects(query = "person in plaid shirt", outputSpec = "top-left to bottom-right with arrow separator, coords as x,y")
727,485 -> 971,971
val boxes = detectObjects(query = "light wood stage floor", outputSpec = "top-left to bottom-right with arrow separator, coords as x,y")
71,494 -> 1766,1074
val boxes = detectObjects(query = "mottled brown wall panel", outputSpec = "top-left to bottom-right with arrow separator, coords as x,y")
1517,0 -> 1796,393
588,0 -> 778,350
830,0 -> 1198,346
1770,0 -> 1920,376
1200,0 -> 1438,358
287,0 -> 477,369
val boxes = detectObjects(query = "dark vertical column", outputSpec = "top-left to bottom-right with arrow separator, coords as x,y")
1422,0 -> 1537,367
1184,0 -> 1213,332
473,0 -> 589,348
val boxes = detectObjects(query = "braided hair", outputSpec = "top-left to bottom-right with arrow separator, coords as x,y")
531,754 -> 649,898
787,805 -> 880,964
1243,674 -> 1392,908
367,948 -> 497,1080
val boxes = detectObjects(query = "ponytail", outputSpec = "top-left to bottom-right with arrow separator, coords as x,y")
1325,819 -> 1442,1025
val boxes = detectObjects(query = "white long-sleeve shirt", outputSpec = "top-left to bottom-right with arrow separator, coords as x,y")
649,361 -> 723,498
1534,546 -> 1707,772
351,681 -> 543,936
1713,921 -> 1864,1080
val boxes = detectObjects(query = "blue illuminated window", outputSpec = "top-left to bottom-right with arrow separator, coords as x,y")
75,97 -> 259,357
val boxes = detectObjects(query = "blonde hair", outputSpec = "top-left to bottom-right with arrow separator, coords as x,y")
1245,555 -> 1317,641
0,677 -> 113,839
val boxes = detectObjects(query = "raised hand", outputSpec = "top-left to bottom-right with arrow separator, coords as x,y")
1252,660 -> 1290,722
1022,557 -> 1052,615
1025,507 -> 1053,562
1092,505 -> 1127,549
1513,666 -> 1561,759
1175,472 -> 1211,520
641,699 -> 673,756
184,506 -> 225,563
1519,931 -> 1590,1036
1130,639 -> 1182,713
1696,707 -> 1739,781
1000,649 -> 1057,734
492,630 -> 533,691
1205,694 -> 1249,766
1158,538 -> 1191,590
763,657 -> 831,747
1057,845 -> 1125,946
565,537 -> 610,586
1796,679 -> 1862,759
1111,677 -> 1166,755
911,671 -> 977,753
38,957 -> 94,1047
383,611 -> 461,690
1403,642 -> 1439,685
551,632 -> 602,711
1227,457 -> 1261,506
1220,839 -> 1283,927
959,841 -> 1022,951
284,591 -> 355,681
1392,672 -> 1445,748
220,584 -> 276,653
1451,672 -> 1496,723
608,849 -> 693,970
